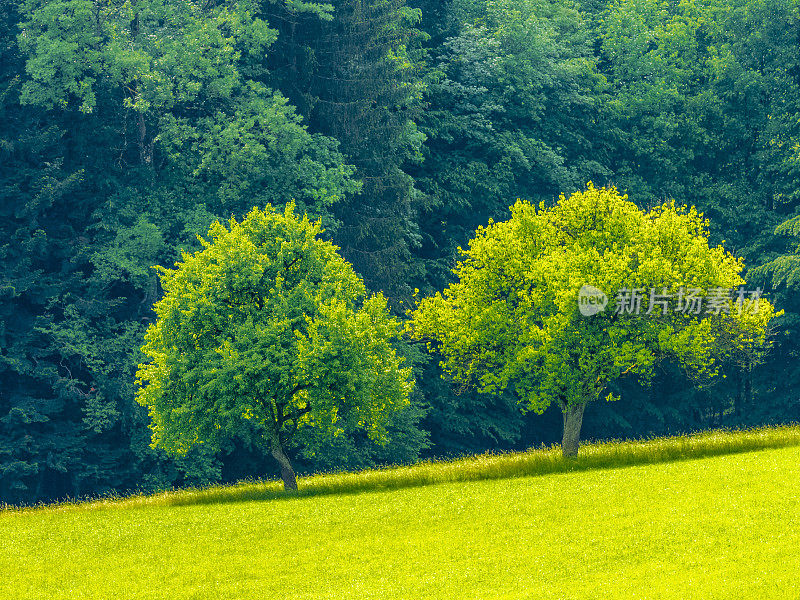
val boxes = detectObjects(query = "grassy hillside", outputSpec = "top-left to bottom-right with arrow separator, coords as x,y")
3,429 -> 800,599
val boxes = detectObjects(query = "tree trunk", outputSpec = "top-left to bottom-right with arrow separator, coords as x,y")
138,112 -> 152,165
561,402 -> 586,458
743,359 -> 752,408
270,438 -> 298,491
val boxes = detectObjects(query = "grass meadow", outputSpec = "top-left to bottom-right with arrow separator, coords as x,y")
3,426 -> 800,599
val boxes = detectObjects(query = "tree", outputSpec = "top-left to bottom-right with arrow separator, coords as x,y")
410,185 -> 779,457
135,204 -> 414,490
0,0 -> 98,504
749,213 -> 800,416
411,0 -> 608,297
263,0 -> 427,299
2,0 -> 361,504
599,0 -> 800,250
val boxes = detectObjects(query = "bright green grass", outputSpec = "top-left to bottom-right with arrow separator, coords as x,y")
6,424 -> 800,513
2,432 -> 800,599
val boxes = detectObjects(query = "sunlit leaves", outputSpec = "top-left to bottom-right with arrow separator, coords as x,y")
136,204 -> 413,458
411,185 -> 779,417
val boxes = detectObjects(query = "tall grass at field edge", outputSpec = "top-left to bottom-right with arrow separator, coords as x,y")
3,424 -> 799,515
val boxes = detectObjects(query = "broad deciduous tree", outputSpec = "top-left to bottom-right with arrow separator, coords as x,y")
136,204 -> 414,490
410,185 -> 779,457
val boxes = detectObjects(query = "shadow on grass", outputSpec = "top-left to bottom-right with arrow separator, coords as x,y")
4,424 -> 799,515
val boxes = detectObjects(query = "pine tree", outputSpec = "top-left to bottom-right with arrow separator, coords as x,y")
264,0 -> 427,300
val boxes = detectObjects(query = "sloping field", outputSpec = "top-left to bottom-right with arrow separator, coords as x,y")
2,434 -> 799,599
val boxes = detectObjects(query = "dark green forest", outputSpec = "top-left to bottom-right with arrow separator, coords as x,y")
2,0 -> 800,505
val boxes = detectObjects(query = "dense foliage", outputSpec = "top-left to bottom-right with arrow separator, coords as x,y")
2,0 -> 800,504
136,205 -> 414,489
411,185 -> 779,456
